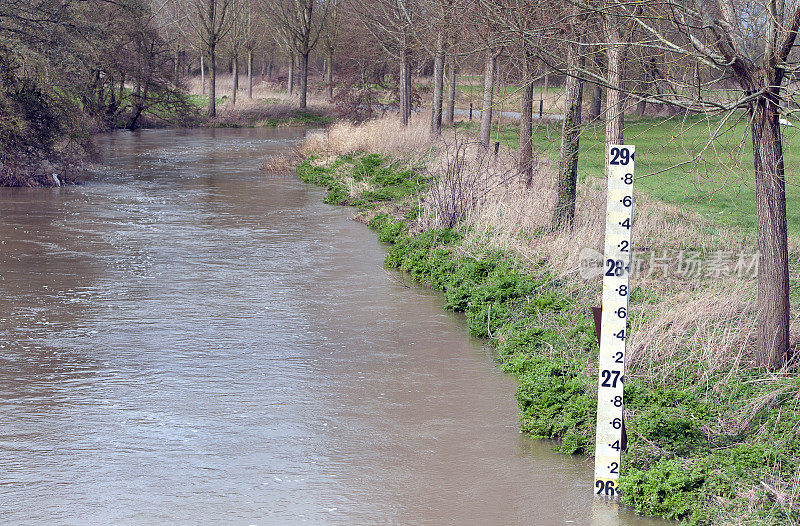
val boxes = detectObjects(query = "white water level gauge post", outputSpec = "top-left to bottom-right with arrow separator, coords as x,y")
594,144 -> 634,497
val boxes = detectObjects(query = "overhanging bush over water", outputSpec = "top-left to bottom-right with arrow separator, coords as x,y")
296,116 -> 800,525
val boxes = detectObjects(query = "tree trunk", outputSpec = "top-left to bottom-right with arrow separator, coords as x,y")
750,91 -> 790,368
400,48 -> 411,125
288,52 -> 295,95
588,84 -> 602,122
636,69 -> 648,116
232,56 -> 238,106
299,52 -> 309,109
118,73 -> 126,106
129,79 -> 142,129
400,57 -> 408,125
553,38 -> 584,227
326,46 -> 334,101
400,59 -> 408,125
174,47 -> 180,85
430,32 -> 445,135
647,58 -> 665,97
605,45 -> 624,166
247,50 -> 253,99
201,53 -> 206,95
208,45 -> 216,117
128,82 -> 150,130
520,52 -> 534,185
480,48 -> 496,148
538,72 -> 549,118
108,75 -> 117,116
405,50 -> 412,121
445,59 -> 456,126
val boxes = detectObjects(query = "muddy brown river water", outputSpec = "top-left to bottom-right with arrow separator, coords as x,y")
0,128 -> 668,524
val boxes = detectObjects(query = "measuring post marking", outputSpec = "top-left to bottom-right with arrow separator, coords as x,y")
594,145 -> 634,497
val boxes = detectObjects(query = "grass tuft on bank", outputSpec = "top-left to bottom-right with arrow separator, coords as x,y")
294,114 -> 800,525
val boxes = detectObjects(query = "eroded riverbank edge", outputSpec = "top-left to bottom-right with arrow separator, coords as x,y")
291,145 -> 800,525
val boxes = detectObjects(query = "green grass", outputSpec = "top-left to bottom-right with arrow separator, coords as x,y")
296,153 -> 426,208
456,114 -> 800,236
260,111 -> 331,127
187,94 -> 227,109
456,83 -> 563,99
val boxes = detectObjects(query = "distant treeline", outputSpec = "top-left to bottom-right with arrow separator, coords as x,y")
0,0 -> 194,186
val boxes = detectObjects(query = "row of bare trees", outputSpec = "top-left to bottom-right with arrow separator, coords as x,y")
160,0 -> 798,371
159,0 -> 334,115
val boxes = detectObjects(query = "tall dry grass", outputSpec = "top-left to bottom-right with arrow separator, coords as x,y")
301,112 -> 433,159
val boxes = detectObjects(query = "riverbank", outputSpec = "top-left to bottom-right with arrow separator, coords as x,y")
1,75 -> 335,188
292,114 -> 800,525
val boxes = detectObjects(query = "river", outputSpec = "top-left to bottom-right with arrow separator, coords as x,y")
0,128 -> 665,524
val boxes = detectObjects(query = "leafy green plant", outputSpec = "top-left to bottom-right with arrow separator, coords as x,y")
619,459 -> 710,524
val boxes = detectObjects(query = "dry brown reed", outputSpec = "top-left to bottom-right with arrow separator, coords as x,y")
262,152 -> 300,176
301,112 -> 433,159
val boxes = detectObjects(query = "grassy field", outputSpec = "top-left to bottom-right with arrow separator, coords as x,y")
187,93 -> 228,109
455,80 -> 563,101
457,114 -> 800,236
412,73 -> 566,114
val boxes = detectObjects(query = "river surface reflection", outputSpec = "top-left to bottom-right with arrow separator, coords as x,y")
0,128 -> 666,524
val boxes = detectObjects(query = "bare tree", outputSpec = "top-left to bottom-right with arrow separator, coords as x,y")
182,0 -> 233,116
519,0 -> 800,367
267,0 -> 329,108
553,7 -> 583,226
350,0 -> 417,125
228,0 -> 247,105
242,0 -> 267,99
610,0 -> 798,367
479,45 -> 500,147
321,0 -> 340,101
421,0 -> 458,135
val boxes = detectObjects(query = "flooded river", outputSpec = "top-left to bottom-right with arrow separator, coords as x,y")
0,128 -> 665,524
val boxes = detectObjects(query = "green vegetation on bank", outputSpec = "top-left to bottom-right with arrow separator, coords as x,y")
258,111 -> 332,128
456,115 -> 800,236
297,153 -> 425,208
297,151 -> 800,525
